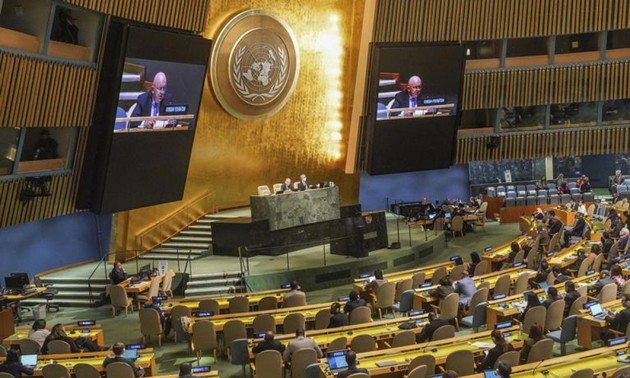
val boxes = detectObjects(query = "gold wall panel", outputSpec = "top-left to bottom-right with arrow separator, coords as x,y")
118,0 -> 365,250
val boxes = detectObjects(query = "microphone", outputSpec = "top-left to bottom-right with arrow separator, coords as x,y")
532,359 -> 545,375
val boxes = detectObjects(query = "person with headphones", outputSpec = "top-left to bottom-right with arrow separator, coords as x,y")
328,302 -> 349,328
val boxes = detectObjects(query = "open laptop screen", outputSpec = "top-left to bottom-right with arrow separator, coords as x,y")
21,354 -> 37,366
327,350 -> 349,373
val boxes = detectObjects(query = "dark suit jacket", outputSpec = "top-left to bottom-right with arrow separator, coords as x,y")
103,356 -> 144,377
0,362 -> 34,378
338,367 -> 369,378
390,90 -> 414,116
344,299 -> 368,315
130,91 -> 173,127
297,181 -> 308,191
110,267 -> 127,284
252,339 -> 285,354
569,218 -> 586,236
430,285 -> 454,302
280,183 -> 293,192
606,308 -> 630,333
477,343 -> 514,371
564,290 -> 581,316
416,318 -> 450,342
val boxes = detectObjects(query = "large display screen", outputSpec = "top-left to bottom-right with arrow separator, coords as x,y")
362,43 -> 465,175
77,20 -> 211,213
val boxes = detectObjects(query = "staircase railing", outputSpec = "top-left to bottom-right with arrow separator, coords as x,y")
135,191 -> 216,252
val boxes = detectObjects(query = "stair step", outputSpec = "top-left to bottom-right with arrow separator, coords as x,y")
188,224 -> 213,231
161,242 -> 209,249
189,271 -> 243,280
44,283 -> 108,291
151,247 -> 203,254
171,236 -> 213,243
187,278 -> 242,287
21,298 -> 104,307
139,254 -> 202,261
196,218 -> 219,225
184,286 -> 238,296
179,230 -> 212,237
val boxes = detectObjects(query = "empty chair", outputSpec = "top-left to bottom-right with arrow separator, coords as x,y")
327,336 -> 347,352
314,308 -> 331,330
0,373 -> 14,378
160,269 -> 175,297
283,313 -> 305,334
544,299 -> 565,332
408,354 -> 436,376
253,313 -> 276,334
522,306 -> 546,334
46,340 -> 71,354
223,319 -> 247,359
407,365 -> 428,378
431,266 -> 447,285
198,299 -> 220,314
229,296 -> 250,313
391,330 -> 416,347
109,285 -> 133,316
432,324 -> 455,340
512,272 -> 530,295
290,348 -> 317,378
18,339 -> 41,355
304,363 -> 324,378
257,185 -> 271,196
349,306 -> 372,325
449,264 -> 465,281
105,362 -> 135,378
350,334 -> 376,353
494,350 -> 520,369
546,315 -> 577,355
374,281 -> 396,319
392,289 -> 415,316
444,349 -> 475,376
136,276 -> 161,309
473,260 -> 489,276
230,338 -> 250,377
170,305 -> 192,343
191,320 -> 218,363
493,274 -> 511,297
569,369 -> 594,378
257,296 -> 278,311
42,363 -> 71,378
412,271 -> 426,288
395,278 -> 413,302
526,338 -> 554,363
73,363 -> 101,378
346,374 -> 369,378
139,307 -> 164,346
461,302 -> 487,332
255,349 -> 283,378
451,215 -> 464,237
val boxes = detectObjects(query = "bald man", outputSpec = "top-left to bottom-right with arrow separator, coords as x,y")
391,75 -> 425,117
130,72 -> 173,128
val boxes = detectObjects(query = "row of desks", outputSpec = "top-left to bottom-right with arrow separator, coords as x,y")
2,324 -> 105,347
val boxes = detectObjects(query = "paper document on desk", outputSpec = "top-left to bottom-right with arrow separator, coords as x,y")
471,342 -> 495,348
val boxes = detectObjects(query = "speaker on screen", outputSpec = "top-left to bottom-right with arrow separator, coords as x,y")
361,42 -> 465,175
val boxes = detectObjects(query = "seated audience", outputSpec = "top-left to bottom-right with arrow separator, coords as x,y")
542,286 -> 563,308
497,360 -> 512,378
519,292 -> 543,322
110,261 -> 128,284
611,264 -> 627,289
0,349 -> 34,378
337,351 -> 369,378
468,251 -> 481,276
530,261 -> 550,289
552,266 -> 570,284
252,331 -> 285,354
519,324 -> 544,363
328,302 -> 349,328
103,342 -> 145,377
430,276 -> 454,302
364,269 -> 387,293
563,281 -> 581,316
416,312 -> 450,343
28,319 -> 50,348
602,294 -> 630,342
589,270 -> 614,296
476,330 -> 514,372
42,323 -> 102,354
282,328 -> 323,362
283,281 -> 306,307
454,270 -> 476,310
343,290 -> 367,319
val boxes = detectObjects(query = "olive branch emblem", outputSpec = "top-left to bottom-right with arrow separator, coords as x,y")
232,45 -> 288,102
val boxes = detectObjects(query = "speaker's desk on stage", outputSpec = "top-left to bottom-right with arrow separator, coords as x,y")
250,186 -> 340,231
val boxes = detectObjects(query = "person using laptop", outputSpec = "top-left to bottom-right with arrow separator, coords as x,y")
602,294 -> 630,342
0,349 -> 34,378
542,286 -> 563,309
343,290 -> 368,320
103,342 -> 145,377
518,293 -> 543,322
251,331 -> 285,355
552,266 -> 571,284
336,351 -> 368,378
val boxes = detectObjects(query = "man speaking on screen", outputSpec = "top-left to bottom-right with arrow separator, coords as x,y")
390,75 -> 436,117
130,72 -> 174,128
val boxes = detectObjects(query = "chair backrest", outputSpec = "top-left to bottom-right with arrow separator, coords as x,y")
170,304 -> 192,320
576,258 -> 590,277
198,299 -> 220,314
494,350 -> 520,369
412,272 -> 426,288
376,281 -> 397,308
42,363 -> 71,378
613,365 -> 630,378
349,306 -> 372,325
283,313 -> 306,335
391,330 -> 416,347
569,368 -> 594,378
477,281 -> 491,291
432,324 -> 455,340
558,315 -> 578,342
526,338 -> 554,363
109,285 -> 130,307
257,185 -> 271,196
327,336 -> 347,352
395,278 -> 413,302
231,338 -> 250,365
147,276 -> 161,298
257,296 -> 279,311
407,365 -> 428,378
431,266 -> 447,285
252,313 -> 276,333
350,334 -> 376,353
545,271 -> 556,286
568,296 -> 587,316
291,348 -> 317,378
513,272 -> 530,295
47,339 -> 71,354
229,296 -> 250,313
544,299 -> 566,332
474,261 -> 489,276
523,306 -> 547,333
408,354 -> 436,375
513,249 -> 525,264
284,293 -> 307,307
304,363 -> 324,378
0,345 -> 5,357
314,308 -> 331,330
255,350 -> 283,378
73,363 -> 101,378
599,283 -> 617,303
18,339 -> 41,355
449,264 -> 465,281
469,288 -> 489,312
493,274 -> 511,297
451,216 -> 464,233
223,319 -> 247,346
445,349 -> 475,376
397,289 -> 415,314
191,320 -> 218,353
346,374 -> 370,378
272,183 -> 283,194
467,302 -> 488,329
0,373 -> 15,378
139,307 -> 163,337
160,269 -> 174,296
439,292 -> 459,321
105,362 -> 135,378
593,254 -> 605,272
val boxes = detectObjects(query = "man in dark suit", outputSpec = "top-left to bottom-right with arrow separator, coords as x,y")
603,294 -> 630,341
130,72 -> 173,128
102,342 -> 145,377
563,211 -> 586,247
390,75 -> 423,117
343,290 -> 368,320
280,178 -> 293,192
337,351 -> 368,378
252,331 -> 285,354
416,312 -> 450,342
296,174 -> 309,191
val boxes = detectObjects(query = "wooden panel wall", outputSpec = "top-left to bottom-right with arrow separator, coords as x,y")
63,0 -> 210,33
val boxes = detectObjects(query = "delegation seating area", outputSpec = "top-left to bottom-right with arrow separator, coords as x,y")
486,182 -> 595,207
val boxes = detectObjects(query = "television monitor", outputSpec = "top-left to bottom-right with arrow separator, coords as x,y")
11,273 -> 29,285
77,20 -> 212,213
361,42 -> 465,174
5,276 -> 26,290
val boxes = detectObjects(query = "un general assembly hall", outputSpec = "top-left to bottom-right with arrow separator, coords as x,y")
3,1 -> 630,377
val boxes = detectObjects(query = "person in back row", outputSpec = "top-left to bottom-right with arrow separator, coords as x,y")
344,290 -> 367,319
416,312 -> 450,343
328,302 -> 349,328
283,281 -> 306,307
103,342 -> 145,377
282,328 -> 322,362
252,331 -> 285,355
42,323 -> 103,354
28,319 -> 50,348
337,351 -> 368,378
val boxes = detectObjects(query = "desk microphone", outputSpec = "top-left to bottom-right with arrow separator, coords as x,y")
532,359 -> 545,375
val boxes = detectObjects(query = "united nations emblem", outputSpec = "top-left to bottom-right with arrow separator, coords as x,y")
211,10 -> 300,120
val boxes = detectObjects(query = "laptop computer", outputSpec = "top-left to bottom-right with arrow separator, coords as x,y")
538,281 -> 549,294
589,303 -> 606,319
327,350 -> 349,375
625,261 -> 630,269
444,213 -> 452,219
122,348 -> 139,361
484,370 -> 501,378
20,354 -> 37,367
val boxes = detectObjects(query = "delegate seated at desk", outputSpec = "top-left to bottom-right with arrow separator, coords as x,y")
110,261 -> 128,285
390,75 -> 436,117
130,72 -> 174,129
